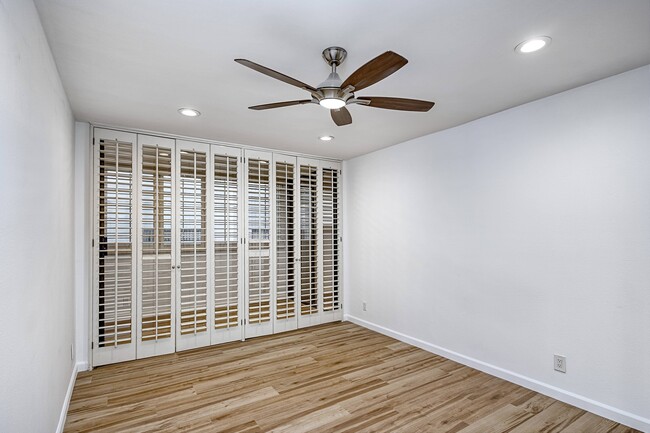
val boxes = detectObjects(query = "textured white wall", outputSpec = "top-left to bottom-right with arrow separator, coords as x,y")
0,1 -> 76,432
344,66 -> 650,429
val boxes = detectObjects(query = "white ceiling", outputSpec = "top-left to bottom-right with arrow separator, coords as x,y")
35,0 -> 650,160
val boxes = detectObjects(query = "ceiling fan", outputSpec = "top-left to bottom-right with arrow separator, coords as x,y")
235,47 -> 435,126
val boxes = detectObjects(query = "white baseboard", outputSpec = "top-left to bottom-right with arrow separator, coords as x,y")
345,314 -> 650,433
56,362 -> 81,433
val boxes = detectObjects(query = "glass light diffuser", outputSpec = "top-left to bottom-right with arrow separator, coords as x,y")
319,98 -> 346,109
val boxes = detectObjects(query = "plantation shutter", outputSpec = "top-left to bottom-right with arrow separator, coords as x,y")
93,129 -> 137,366
212,145 -> 243,344
273,155 -> 298,333
92,127 -> 343,366
321,163 -> 342,321
298,158 -> 320,327
176,140 -> 211,350
137,135 -> 176,358
245,151 -> 273,337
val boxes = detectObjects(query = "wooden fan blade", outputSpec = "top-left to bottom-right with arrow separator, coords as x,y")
341,51 -> 408,92
331,107 -> 352,126
356,97 -> 434,112
235,59 -> 317,93
249,100 -> 314,110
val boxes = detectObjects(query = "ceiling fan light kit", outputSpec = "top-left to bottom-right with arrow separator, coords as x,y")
235,46 -> 435,126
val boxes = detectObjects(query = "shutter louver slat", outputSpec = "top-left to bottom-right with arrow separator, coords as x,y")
300,164 -> 318,316
214,155 -> 239,330
141,145 -> 173,342
179,150 -> 208,335
97,139 -> 134,348
276,162 -> 296,320
322,168 -> 340,312
248,159 -> 271,325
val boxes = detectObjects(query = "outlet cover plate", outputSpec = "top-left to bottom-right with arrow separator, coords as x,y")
554,354 -> 566,373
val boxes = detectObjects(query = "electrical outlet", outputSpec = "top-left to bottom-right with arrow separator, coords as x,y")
362,301 -> 367,312
554,354 -> 566,373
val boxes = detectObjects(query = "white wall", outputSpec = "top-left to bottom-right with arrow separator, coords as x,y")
344,65 -> 650,430
0,1 -> 76,432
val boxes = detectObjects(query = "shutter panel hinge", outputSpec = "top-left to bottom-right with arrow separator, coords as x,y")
91,342 -> 94,349
92,238 -> 95,247
92,137 -> 95,145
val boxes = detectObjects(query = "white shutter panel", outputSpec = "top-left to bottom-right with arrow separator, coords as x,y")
298,159 -> 320,327
273,155 -> 298,333
136,135 -> 176,358
321,163 -> 342,322
245,150 -> 273,338
93,129 -> 137,366
212,145 -> 243,344
176,140 -> 211,350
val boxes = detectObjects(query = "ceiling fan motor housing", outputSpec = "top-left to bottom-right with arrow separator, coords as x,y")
317,47 -> 354,105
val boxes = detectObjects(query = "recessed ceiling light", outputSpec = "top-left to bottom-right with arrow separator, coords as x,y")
319,135 -> 334,141
178,107 -> 201,117
515,36 -> 552,54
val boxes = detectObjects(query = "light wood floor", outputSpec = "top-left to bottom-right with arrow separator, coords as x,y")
66,322 -> 639,432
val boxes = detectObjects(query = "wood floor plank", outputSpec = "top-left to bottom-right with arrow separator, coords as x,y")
65,322 -> 639,432
505,400 -> 586,433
